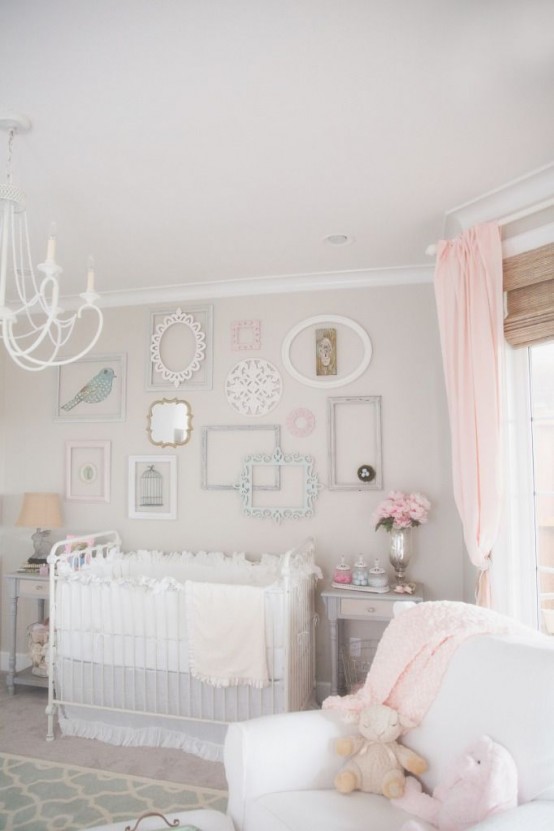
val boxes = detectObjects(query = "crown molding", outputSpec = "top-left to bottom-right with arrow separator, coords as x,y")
63,264 -> 434,310
443,161 -> 554,238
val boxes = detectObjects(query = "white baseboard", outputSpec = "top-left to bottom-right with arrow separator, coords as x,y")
0,650 -> 31,673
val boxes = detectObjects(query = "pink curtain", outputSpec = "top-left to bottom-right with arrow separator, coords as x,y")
434,223 -> 504,607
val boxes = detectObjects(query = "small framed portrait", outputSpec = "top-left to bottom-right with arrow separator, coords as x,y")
65,440 -> 111,502
316,328 -> 337,376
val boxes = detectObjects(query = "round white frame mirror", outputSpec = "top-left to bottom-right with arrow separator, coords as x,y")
281,314 -> 372,389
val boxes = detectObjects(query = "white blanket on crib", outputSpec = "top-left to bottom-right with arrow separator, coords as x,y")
185,581 -> 269,687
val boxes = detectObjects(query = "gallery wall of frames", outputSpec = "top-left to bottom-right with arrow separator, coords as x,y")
0,283 -> 465,675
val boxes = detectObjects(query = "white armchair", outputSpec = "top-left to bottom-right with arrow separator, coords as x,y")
224,629 -> 554,831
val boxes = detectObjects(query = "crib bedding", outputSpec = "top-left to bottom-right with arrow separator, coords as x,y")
54,576 -> 286,678
48,535 -> 319,761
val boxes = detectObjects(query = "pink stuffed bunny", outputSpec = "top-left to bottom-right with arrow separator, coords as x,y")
391,735 -> 518,831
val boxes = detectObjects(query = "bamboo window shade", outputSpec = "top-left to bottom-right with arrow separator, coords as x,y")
503,242 -> 554,348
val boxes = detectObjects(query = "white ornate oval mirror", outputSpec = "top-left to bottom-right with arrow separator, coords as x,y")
147,398 -> 193,448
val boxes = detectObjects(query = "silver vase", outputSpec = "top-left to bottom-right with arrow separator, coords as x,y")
388,527 -> 412,586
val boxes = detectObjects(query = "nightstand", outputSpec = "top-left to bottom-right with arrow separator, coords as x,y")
5,572 -> 49,694
321,585 -> 423,695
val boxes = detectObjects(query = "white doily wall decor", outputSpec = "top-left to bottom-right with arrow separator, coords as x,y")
225,358 -> 282,416
286,407 -> 316,438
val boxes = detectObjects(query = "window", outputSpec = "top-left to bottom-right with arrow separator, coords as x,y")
531,342 -> 554,633
493,341 -> 554,630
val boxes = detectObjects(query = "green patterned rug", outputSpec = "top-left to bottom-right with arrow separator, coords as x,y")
0,752 -> 227,830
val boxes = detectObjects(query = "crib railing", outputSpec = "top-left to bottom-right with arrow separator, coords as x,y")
46,530 -> 122,741
46,533 -> 318,758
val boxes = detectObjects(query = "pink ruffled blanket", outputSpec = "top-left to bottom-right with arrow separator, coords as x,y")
323,601 -> 531,727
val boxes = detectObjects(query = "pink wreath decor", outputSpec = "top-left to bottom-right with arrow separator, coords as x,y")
286,407 -> 316,438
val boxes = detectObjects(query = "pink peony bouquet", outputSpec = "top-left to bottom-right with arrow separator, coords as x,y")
373,490 -> 431,532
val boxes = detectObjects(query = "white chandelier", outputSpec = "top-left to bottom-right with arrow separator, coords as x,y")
0,113 -> 103,371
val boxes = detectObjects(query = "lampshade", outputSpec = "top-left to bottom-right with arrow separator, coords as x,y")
16,492 -> 63,529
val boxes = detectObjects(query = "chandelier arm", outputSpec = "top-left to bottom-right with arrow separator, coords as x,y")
9,273 -> 61,356
2,304 -> 103,369
1,112 -> 104,371
0,202 -> 10,307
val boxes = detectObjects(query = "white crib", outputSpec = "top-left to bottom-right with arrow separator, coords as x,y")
46,531 -> 319,760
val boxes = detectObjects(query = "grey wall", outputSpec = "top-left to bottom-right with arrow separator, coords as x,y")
0,283 -> 464,687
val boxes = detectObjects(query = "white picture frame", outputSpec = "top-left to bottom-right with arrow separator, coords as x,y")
65,440 -> 111,502
236,447 -> 321,524
146,304 -> 213,391
328,396 -> 383,490
54,353 -> 127,422
281,314 -> 372,389
128,455 -> 177,520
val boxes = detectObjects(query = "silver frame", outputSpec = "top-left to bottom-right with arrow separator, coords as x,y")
201,424 -> 281,490
328,395 -> 383,490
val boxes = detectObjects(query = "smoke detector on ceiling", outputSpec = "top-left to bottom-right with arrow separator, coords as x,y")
323,233 -> 354,246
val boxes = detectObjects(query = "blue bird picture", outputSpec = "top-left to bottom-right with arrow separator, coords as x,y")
61,367 -> 116,411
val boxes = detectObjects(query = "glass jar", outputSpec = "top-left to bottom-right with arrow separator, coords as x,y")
352,556 -> 369,586
333,557 -> 352,584
367,558 -> 388,589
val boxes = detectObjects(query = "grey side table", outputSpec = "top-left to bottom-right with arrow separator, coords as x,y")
321,585 -> 423,695
5,572 -> 49,694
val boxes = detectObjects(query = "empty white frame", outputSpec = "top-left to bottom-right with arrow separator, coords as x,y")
236,447 -> 321,523
328,396 -> 383,490
128,455 -> 177,519
147,305 -> 213,391
201,424 -> 281,490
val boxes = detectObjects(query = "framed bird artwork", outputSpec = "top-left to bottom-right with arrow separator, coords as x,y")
54,353 -> 127,422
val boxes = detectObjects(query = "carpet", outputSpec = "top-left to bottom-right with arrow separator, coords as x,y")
0,753 -> 227,831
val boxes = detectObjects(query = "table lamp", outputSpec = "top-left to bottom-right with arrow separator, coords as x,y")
16,492 -> 63,563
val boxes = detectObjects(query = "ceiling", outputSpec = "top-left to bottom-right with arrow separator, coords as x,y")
1,0 -> 553,302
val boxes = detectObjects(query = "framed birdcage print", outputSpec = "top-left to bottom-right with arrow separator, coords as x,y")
128,455 -> 177,519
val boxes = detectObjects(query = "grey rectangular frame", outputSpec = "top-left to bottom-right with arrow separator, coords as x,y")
201,424 -> 281,490
328,395 -> 383,490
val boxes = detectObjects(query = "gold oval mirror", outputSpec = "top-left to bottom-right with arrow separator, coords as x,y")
147,398 -> 193,448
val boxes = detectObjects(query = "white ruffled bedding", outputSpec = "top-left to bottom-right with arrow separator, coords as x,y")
55,574 -> 284,677
53,543 -> 319,761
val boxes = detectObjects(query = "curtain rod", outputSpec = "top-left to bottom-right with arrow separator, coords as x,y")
425,196 -> 554,257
